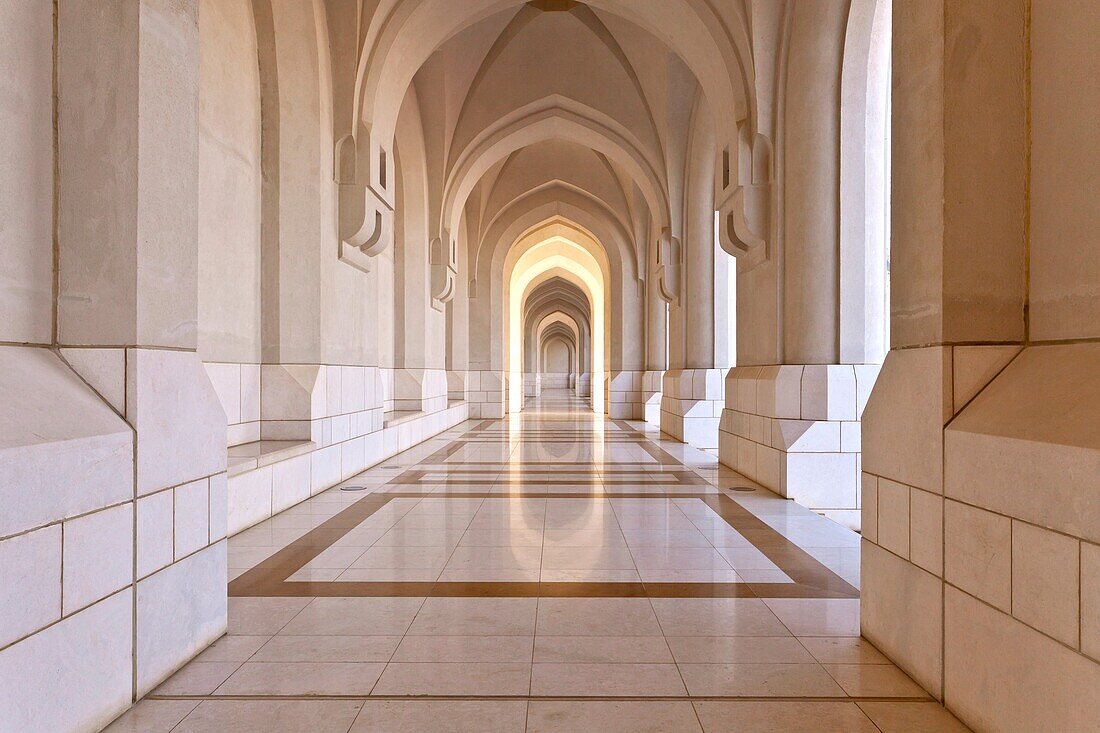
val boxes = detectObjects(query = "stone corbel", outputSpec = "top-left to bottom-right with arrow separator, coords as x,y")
430,231 -> 457,311
335,125 -> 394,273
655,227 -> 682,306
718,132 -> 772,272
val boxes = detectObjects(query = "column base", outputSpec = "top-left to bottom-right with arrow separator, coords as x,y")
717,364 -> 879,529
466,370 -> 504,418
660,369 -> 724,449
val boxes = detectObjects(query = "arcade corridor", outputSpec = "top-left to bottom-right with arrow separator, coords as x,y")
110,393 -> 966,732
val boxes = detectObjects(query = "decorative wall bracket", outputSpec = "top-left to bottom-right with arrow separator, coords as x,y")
335,126 -> 394,273
656,227 -> 682,306
718,183 -> 770,272
718,130 -> 772,273
430,231 -> 458,311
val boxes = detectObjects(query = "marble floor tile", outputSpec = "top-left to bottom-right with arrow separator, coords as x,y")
821,663 -> 930,698
535,598 -> 663,636
278,597 -> 426,636
692,701 -> 879,733
855,701 -> 973,732
103,700 -> 199,733
155,662 -> 241,695
665,636 -> 815,664
678,663 -> 846,697
251,635 -> 401,662
350,700 -> 528,733
533,635 -> 673,663
371,662 -> 532,696
406,597 -> 538,636
172,701 -> 364,733
214,661 -> 386,696
192,634 -> 270,663
530,662 -> 687,696
391,634 -> 535,663
227,597 -> 311,635
526,701 -> 703,733
797,636 -> 891,665
762,598 -> 861,637
649,599 -> 791,637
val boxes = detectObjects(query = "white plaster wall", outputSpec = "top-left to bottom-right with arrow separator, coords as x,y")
197,0 -> 262,363
0,0 -> 54,345
543,338 -> 571,373
1029,1 -> 1100,342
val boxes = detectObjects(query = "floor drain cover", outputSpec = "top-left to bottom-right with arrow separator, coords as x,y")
340,485 -> 368,492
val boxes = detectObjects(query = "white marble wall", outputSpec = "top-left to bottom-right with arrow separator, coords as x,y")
607,370 -> 661,420
204,362 -> 469,536
0,348 -> 228,732
466,370 -> 505,419
540,373 -> 570,389
203,363 -> 262,446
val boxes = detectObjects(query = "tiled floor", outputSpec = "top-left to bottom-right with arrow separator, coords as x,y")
109,391 -> 970,732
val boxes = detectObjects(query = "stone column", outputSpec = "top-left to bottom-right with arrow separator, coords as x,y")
862,2 -> 1100,730
661,108 -> 725,448
0,4 -> 230,729
719,0 -> 879,525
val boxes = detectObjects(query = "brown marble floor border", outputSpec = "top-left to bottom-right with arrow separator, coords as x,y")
229,420 -> 859,600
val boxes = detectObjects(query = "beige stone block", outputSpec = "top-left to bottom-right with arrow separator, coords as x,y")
137,490 -> 175,578
326,365 -> 344,416
750,366 -> 778,415
311,444 -> 342,494
0,348 -> 133,538
240,364 -> 260,423
944,585 -> 1100,732
203,362 -> 242,424
909,489 -> 943,576
853,364 -> 880,416
0,525 -> 61,648
1083,542 -> 1100,660
861,473 -> 879,543
945,343 -> 1100,543
861,541 -> 943,698
944,501 -> 1011,611
127,349 -> 227,496
175,478 -> 211,561
272,454 -> 311,514
1030,1 -> 1100,342
799,365 -> 828,421
772,419 -> 840,453
260,365 -> 325,421
227,466 -> 272,536
63,503 -> 134,613
951,345 -> 1021,413
876,479 -> 910,559
0,590 -> 132,733
840,421 -> 861,453
785,452 -> 858,509
61,347 -> 127,413
136,541 -> 227,696
862,347 -> 952,494
734,367 -> 760,414
826,366 -> 857,421
0,1 -> 54,345
1011,521 -> 1079,648
208,472 -> 228,543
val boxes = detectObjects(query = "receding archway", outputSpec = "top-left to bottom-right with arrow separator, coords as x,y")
505,237 -> 606,413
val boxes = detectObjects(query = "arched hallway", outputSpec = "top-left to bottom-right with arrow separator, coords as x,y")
2,0 -> 1099,731
128,392 -> 961,732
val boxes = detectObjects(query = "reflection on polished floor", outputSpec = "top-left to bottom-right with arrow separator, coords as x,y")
109,392 -> 969,732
